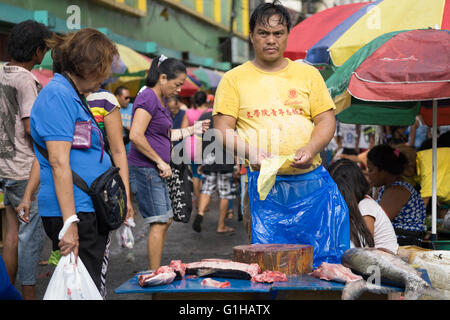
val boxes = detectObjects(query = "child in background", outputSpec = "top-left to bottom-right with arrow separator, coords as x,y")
329,159 -> 399,254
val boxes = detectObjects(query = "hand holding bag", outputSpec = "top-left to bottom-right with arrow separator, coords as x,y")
43,215 -> 103,300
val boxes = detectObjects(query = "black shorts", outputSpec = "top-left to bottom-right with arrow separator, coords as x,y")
42,212 -> 109,295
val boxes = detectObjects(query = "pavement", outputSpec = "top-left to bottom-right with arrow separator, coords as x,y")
6,195 -> 249,300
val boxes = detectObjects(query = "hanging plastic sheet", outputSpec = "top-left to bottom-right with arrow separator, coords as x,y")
257,155 -> 295,201
248,166 -> 350,269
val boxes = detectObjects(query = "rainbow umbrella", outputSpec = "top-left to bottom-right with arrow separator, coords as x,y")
189,67 -> 223,90
289,0 -> 450,67
179,76 -> 200,97
285,2 -> 370,61
326,29 -> 450,239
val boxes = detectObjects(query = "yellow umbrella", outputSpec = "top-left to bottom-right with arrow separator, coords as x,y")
114,43 -> 152,77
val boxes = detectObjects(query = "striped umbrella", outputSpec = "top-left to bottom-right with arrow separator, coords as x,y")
287,0 -> 450,67
326,29 -> 450,240
285,2 -> 369,61
189,67 -> 223,90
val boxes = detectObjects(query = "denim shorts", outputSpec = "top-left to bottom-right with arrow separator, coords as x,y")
190,163 -> 203,180
0,178 -> 45,286
130,166 -> 173,224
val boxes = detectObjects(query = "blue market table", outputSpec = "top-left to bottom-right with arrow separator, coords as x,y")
114,269 -> 431,300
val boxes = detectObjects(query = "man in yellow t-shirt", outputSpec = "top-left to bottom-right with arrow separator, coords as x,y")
212,1 -> 350,267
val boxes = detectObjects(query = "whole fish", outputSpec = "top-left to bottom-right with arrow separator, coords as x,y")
341,248 -> 443,300
185,260 -> 260,280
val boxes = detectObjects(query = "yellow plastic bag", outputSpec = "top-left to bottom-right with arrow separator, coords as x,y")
257,154 -> 295,200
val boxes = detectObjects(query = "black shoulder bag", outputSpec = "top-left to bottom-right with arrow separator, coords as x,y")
34,73 -> 127,234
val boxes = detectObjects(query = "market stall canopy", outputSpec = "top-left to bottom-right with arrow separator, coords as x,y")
421,100 -> 450,127
347,29 -> 450,102
326,29 -> 450,121
179,76 -> 200,97
301,0 -> 450,67
285,2 -> 369,61
326,28 -> 450,240
189,67 -> 223,90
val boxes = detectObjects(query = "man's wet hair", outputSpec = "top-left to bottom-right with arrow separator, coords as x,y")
8,20 -> 52,62
249,0 -> 292,33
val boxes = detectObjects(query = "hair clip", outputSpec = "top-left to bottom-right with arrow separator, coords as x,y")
157,54 -> 168,68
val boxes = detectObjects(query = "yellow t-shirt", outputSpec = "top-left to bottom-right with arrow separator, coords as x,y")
416,148 -> 450,202
213,59 -> 335,175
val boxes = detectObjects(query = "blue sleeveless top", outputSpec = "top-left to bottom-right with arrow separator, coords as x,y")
376,181 -> 426,232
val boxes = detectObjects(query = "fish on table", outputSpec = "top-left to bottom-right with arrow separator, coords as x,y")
341,248 -> 444,300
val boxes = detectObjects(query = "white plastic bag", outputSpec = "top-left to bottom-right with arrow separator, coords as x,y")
43,215 -> 103,300
43,252 -> 103,300
116,218 -> 135,249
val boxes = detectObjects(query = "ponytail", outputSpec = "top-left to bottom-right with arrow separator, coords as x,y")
145,55 -> 186,88
328,159 -> 375,248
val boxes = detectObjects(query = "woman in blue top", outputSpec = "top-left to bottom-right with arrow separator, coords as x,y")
367,144 -> 426,246
30,29 -> 118,296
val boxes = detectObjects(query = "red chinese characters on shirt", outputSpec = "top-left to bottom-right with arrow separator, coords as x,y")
246,89 -> 305,119
246,107 -> 303,119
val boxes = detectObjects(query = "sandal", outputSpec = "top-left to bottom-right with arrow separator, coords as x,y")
192,214 -> 203,233
217,226 -> 234,233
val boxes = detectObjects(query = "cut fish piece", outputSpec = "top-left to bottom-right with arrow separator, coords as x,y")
201,278 -> 231,288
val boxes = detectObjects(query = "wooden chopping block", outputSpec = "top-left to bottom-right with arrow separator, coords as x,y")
233,244 -> 313,275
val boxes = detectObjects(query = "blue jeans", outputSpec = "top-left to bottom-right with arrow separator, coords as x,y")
130,166 -> 173,224
1,178 -> 44,286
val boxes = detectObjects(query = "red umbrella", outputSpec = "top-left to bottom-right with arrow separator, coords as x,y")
348,30 -> 450,102
179,77 -> 200,97
328,29 -> 450,240
284,2 -> 370,61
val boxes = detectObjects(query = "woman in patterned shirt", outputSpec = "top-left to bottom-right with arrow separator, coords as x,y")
367,144 -> 426,246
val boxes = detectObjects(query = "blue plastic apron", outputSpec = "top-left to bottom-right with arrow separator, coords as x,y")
247,166 -> 350,269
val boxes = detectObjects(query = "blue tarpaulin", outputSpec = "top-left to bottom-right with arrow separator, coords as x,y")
247,166 -> 350,269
